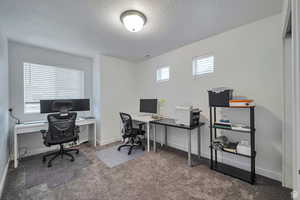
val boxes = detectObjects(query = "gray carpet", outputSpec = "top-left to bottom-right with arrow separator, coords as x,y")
22,150 -> 91,189
96,144 -> 144,168
2,143 -> 292,200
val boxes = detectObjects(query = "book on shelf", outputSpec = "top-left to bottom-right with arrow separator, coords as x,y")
232,96 -> 248,100
214,119 -> 232,128
231,124 -> 250,132
214,123 -> 231,127
223,148 -> 237,153
213,124 -> 231,129
223,142 -> 238,153
229,99 -> 255,107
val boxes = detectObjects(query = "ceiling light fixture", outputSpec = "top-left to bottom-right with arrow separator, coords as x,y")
120,10 -> 147,32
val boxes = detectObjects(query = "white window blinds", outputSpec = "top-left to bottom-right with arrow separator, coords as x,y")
24,63 -> 85,113
156,66 -> 170,82
192,55 -> 214,76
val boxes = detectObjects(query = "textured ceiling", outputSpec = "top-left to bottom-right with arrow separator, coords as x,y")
0,0 -> 283,61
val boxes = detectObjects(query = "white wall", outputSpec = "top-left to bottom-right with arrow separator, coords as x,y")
8,41 -> 94,157
99,55 -> 138,145
283,36 -> 292,188
92,55 -> 102,143
0,30 -> 10,196
135,14 -> 283,181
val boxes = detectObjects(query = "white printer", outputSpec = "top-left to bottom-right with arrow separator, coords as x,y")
175,106 -> 201,126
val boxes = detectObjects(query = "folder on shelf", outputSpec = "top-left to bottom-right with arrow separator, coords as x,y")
229,99 -> 255,107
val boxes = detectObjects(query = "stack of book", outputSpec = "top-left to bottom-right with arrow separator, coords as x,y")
229,99 -> 255,107
231,124 -> 251,132
214,119 -> 231,129
223,142 -> 239,153
214,120 -> 251,132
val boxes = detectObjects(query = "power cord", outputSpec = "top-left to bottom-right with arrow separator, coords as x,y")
8,108 -> 21,124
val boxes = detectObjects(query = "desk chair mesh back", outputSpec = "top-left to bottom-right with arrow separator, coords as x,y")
118,112 -> 145,155
41,112 -> 79,167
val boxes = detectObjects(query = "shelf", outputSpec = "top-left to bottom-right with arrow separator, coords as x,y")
209,103 -> 255,184
211,162 -> 255,184
211,125 -> 252,133
221,148 -> 255,158
228,106 -> 255,108
210,146 -> 255,158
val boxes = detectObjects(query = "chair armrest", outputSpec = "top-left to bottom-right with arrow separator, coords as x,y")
137,122 -> 146,130
136,122 -> 146,125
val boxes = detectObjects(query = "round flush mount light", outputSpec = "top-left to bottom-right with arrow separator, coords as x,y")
120,10 -> 147,32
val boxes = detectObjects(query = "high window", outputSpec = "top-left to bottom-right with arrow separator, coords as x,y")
192,55 -> 214,77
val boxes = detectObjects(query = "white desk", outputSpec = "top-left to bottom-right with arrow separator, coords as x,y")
130,114 -> 158,152
14,118 -> 97,168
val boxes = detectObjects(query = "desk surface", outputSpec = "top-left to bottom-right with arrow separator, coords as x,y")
151,118 -> 205,130
15,118 -> 96,130
130,114 -> 160,123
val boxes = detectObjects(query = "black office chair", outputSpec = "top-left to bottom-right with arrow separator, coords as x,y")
118,112 -> 145,155
40,112 -> 80,167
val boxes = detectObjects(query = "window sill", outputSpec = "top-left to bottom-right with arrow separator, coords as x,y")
156,79 -> 169,83
192,73 -> 212,79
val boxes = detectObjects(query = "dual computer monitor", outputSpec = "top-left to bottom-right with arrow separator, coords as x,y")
40,98 -> 157,114
40,99 -> 90,114
139,99 -> 158,114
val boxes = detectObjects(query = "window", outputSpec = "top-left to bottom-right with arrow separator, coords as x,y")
156,66 -> 170,82
24,63 -> 85,113
192,55 -> 214,77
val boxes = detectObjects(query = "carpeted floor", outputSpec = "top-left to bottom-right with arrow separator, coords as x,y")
2,143 -> 292,200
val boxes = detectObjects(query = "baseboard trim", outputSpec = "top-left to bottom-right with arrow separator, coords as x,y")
166,141 -> 281,182
100,137 -> 122,146
0,158 -> 10,198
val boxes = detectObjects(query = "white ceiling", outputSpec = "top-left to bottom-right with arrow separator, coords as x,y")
0,0 -> 283,62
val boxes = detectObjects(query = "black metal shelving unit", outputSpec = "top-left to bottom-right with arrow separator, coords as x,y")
209,106 -> 256,184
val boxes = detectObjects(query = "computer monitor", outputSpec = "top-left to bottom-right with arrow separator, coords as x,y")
40,99 -> 90,114
139,99 -> 158,114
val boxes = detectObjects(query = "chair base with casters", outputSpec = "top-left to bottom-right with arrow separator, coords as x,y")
43,144 -> 79,167
118,136 -> 145,155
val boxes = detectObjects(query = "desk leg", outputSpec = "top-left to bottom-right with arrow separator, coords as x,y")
165,126 -> 167,147
197,126 -> 201,159
93,123 -> 97,147
154,124 -> 156,152
147,122 -> 150,152
88,123 -> 97,147
188,130 -> 192,167
14,131 -> 18,168
161,127 -> 163,147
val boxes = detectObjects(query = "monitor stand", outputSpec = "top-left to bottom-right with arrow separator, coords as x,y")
138,113 -> 153,117
138,113 -> 161,120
